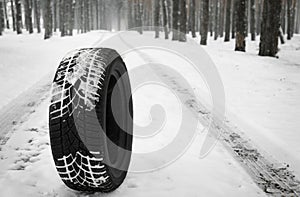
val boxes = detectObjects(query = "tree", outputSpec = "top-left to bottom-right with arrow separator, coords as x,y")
15,0 -> 22,34
10,0 -> 16,31
287,0 -> 296,40
154,0 -> 160,38
235,0 -> 247,52
136,0 -> 143,34
3,0 -> 9,29
24,0 -> 33,33
167,0 -> 172,33
172,0 -> 179,40
219,0 -> 225,37
281,0 -> 286,34
162,0 -> 169,39
250,0 -> 255,40
59,0 -> 66,35
128,0 -> 133,29
53,0 -> 57,32
44,0 -> 53,39
209,0 -> 214,36
33,0 -> 41,33
296,0 -> 300,33
231,0 -> 236,38
214,0 -> 219,40
259,0 -> 282,57
201,0 -> 209,45
179,0 -> 187,42
0,0 -> 4,35
224,0 -> 232,42
189,0 -> 196,38
290,0 -> 296,36
84,0 -> 90,32
69,0 -> 75,35
256,0 -> 262,35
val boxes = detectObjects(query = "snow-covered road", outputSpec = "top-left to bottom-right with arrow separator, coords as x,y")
0,30 -> 299,196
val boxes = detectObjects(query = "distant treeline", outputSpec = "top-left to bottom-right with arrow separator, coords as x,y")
0,0 -> 299,57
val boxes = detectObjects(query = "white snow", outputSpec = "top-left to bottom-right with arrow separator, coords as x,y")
0,30 -> 299,196
0,30 -> 109,110
203,35 -> 300,177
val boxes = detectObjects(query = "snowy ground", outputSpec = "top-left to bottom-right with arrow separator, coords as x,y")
0,30 -> 299,196
203,35 -> 300,177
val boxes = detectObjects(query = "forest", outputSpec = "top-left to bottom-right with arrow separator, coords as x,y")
0,0 -> 300,57
1,1 -> 300,196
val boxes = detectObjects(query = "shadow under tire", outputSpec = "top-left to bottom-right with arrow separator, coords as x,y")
49,48 -> 133,192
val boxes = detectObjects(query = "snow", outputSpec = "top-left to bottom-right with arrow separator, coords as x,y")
0,30 -> 299,196
203,35 -> 300,177
0,29 -> 110,110
0,97 -> 264,196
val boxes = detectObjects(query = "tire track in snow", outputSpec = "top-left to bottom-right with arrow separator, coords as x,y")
0,73 -> 52,146
117,34 -> 300,196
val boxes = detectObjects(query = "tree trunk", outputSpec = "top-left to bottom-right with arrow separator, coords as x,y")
224,0 -> 232,42
167,0 -> 172,32
53,0 -> 57,32
201,0 -> 209,45
214,0 -> 219,40
231,0 -> 236,38
296,0 -> 300,33
3,0 -> 9,29
190,0 -> 196,37
290,0 -> 296,37
172,0 -> 179,40
235,0 -> 247,52
44,0 -> 53,39
25,0 -> 33,33
256,0 -> 262,35
137,0 -> 143,34
60,0 -> 67,36
259,0 -> 282,57
154,0 -> 160,38
279,26 -> 285,44
15,0 -> 22,34
95,0 -> 99,29
68,0 -> 75,36
281,0 -> 286,34
162,0 -> 169,39
80,0 -> 84,32
89,0 -> 93,30
128,0 -> 133,29
179,0 -> 187,42
84,0 -> 90,32
33,0 -> 41,33
209,0 -> 213,36
10,0 -> 16,31
0,1 -> 3,35
287,0 -> 292,39
219,0 -> 225,37
250,0 -> 256,40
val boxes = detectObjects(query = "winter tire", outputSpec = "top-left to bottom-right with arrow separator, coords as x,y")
49,48 -> 133,192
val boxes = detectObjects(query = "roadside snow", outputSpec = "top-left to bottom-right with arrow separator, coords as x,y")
0,30 -> 107,110
203,35 -> 300,177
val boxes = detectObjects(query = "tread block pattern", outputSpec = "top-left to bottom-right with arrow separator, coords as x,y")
49,48 -> 121,192
56,151 -> 108,188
